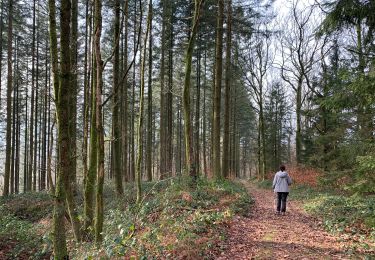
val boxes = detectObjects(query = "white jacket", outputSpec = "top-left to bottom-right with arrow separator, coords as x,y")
272,171 -> 292,192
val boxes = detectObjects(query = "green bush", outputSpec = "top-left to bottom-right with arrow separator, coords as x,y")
77,176 -> 253,259
0,206 -> 49,259
350,155 -> 375,194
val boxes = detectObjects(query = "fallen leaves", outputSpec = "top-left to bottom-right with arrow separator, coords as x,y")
215,181 -> 375,259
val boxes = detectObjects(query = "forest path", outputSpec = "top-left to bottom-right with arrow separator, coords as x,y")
216,181 -> 367,259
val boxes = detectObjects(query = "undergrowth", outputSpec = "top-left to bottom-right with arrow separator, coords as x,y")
0,193 -> 53,259
75,176 -> 252,259
0,177 -> 252,259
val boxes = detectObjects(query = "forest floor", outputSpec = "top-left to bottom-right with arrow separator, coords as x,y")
216,181 -> 375,259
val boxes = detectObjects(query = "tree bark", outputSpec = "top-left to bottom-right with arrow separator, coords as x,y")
222,0 -> 232,178
94,0 -> 105,243
159,0 -> 167,179
146,0 -> 153,182
122,0 -> 129,183
112,0 -> 123,195
212,0 -> 224,179
136,0 -> 151,203
3,0 -> 13,196
183,0 -> 204,181
49,0 -> 70,255
70,0 -> 78,184
0,0 -> 4,106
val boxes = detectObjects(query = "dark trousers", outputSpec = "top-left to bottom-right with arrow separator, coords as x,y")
276,192 -> 289,212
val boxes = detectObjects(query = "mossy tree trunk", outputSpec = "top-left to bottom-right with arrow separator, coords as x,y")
182,0 -> 204,181
49,0 -> 71,256
93,0 -> 105,244
84,3 -> 97,236
112,0 -> 123,195
146,0 -> 153,182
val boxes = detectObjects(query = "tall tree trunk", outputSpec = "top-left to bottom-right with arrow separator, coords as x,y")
259,96 -> 266,180
0,0 -> 4,105
15,67 -> 20,193
202,48 -> 207,176
166,2 -> 174,177
195,47 -> 201,174
47,120 -> 56,194
82,0 -> 91,189
3,0 -> 13,196
182,0 -> 204,181
122,0 -> 129,183
49,0 -> 69,255
130,0 -> 137,182
70,0 -> 78,184
94,0 -> 105,243
146,0 -> 153,182
10,36 -> 17,194
84,3 -> 96,236
23,63 -> 29,193
212,0 -> 224,179
33,25 -> 39,191
159,0 -> 167,179
136,0 -> 151,203
85,54 -> 97,235
28,0 -> 37,192
222,0 -> 231,178
112,0 -> 123,195
41,40 -> 49,191
296,78 -> 302,164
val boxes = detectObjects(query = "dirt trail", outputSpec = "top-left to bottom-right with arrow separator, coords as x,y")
217,181 -> 374,260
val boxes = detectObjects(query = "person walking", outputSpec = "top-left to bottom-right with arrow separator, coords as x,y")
272,165 -> 292,215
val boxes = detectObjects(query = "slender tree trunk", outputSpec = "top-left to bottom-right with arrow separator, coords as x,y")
182,0 -> 204,181
48,0 -> 59,194
3,0 -> 13,196
33,8 -> 40,191
259,96 -> 266,180
28,0 -> 37,192
10,37 -> 17,194
112,0 -> 123,195
47,120 -> 56,194
146,0 -> 153,182
23,62 -> 29,193
85,53 -> 97,235
130,1 -> 137,182
82,0 -> 90,188
94,0 -> 105,243
0,0 -> 4,106
202,48 -> 207,176
159,0 -> 167,179
296,78 -> 302,164
136,0 -> 151,203
15,70 -> 20,193
70,0 -> 78,184
122,0 -> 129,183
212,0 -> 224,179
41,40 -> 49,191
222,0 -> 232,178
84,3 -> 96,236
166,2 -> 174,177
195,47 -> 201,174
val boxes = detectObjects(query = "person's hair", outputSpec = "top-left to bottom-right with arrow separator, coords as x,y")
280,165 -> 286,171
